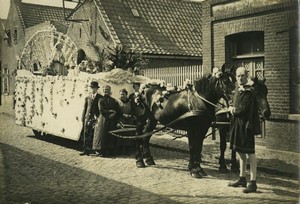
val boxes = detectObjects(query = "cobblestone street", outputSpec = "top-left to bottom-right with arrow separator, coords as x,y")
0,113 -> 299,204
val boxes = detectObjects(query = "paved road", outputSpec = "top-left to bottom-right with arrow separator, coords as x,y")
0,114 -> 299,204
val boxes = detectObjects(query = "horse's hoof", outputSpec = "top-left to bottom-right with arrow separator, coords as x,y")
190,172 -> 202,179
145,158 -> 156,166
219,164 -> 229,173
136,160 -> 146,168
199,168 -> 207,176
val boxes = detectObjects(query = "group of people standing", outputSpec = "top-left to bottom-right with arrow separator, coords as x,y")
80,81 -> 140,157
80,66 -> 261,194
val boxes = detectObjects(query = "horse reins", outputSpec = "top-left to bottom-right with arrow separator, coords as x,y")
194,91 -> 224,110
109,109 -> 208,139
110,86 -> 229,140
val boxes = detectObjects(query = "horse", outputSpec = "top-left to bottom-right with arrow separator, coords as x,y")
216,76 -> 271,173
131,69 -> 235,178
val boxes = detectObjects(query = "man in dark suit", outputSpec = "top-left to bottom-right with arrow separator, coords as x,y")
80,81 -> 102,156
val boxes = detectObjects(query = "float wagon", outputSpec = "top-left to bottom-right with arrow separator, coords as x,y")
14,69 -> 149,140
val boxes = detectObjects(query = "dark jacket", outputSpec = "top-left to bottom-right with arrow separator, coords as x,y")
229,86 -> 260,154
82,93 -> 102,123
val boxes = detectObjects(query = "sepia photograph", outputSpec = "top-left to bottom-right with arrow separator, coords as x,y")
0,0 -> 299,203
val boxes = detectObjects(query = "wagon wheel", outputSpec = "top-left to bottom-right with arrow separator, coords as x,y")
19,25 -> 78,75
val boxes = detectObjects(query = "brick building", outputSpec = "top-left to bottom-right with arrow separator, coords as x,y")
0,0 -> 71,107
202,0 -> 299,152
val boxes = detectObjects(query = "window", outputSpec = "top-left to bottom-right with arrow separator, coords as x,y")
79,28 -> 82,38
90,24 -> 92,36
5,30 -> 11,46
13,28 -> 17,44
231,32 -> 265,79
233,32 -> 264,57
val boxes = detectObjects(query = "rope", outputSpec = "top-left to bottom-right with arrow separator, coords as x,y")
194,91 -> 223,109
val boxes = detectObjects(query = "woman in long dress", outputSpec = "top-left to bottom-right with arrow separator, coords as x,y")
93,85 -> 120,157
117,88 -> 136,154
51,43 -> 67,76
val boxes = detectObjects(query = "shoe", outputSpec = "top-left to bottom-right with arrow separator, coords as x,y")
228,177 -> 247,187
243,181 -> 257,193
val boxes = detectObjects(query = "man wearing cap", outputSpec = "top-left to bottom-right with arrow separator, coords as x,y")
80,81 -> 102,156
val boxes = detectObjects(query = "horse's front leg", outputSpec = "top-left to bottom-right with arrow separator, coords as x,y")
187,128 -> 204,179
135,119 -> 146,168
135,138 -> 145,168
194,132 -> 207,177
219,126 -> 229,173
188,120 -> 210,178
143,135 -> 155,165
142,118 -> 157,166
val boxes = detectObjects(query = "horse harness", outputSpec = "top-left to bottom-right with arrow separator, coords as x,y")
109,90 -> 229,140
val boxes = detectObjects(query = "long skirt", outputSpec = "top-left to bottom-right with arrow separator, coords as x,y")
52,62 -> 67,76
93,115 -> 117,153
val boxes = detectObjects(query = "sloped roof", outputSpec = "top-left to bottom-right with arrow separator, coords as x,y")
95,0 -> 203,57
13,1 -> 72,30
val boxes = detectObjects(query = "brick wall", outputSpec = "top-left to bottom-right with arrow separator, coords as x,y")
212,10 -> 296,117
266,119 -> 299,152
67,0 -> 116,63
201,0 -> 212,74
213,16 -> 266,68
203,0 -> 299,152
265,12 -> 292,116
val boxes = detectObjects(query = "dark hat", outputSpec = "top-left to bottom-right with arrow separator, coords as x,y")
89,81 -> 99,88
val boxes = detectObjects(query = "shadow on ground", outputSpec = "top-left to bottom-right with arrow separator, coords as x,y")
0,143 -> 180,204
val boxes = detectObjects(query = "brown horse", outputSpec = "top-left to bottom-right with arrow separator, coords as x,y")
131,70 -> 235,178
217,76 -> 271,173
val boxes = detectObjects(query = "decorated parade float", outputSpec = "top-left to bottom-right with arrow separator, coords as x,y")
14,26 -> 151,141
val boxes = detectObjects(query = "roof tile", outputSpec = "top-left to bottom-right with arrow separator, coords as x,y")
95,0 -> 202,57
15,2 -> 72,30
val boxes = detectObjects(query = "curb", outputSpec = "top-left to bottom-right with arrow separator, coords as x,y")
150,138 -> 299,179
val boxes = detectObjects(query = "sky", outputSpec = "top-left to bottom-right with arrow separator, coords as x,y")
0,0 -> 204,19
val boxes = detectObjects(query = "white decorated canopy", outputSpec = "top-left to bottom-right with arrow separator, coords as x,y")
15,69 -> 151,141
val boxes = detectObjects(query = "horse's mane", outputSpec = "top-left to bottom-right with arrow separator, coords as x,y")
194,74 -> 220,100
251,77 -> 268,95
